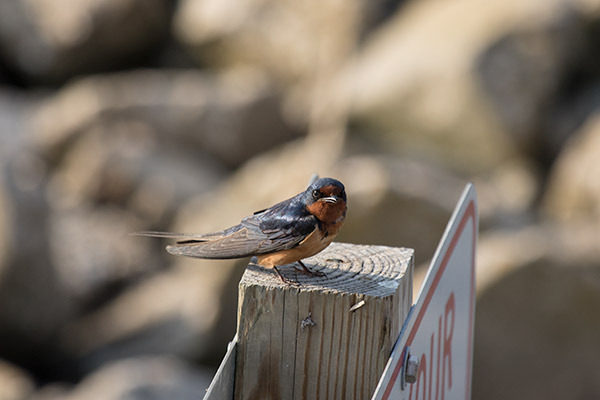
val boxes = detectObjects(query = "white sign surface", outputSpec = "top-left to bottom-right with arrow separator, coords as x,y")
373,184 -> 478,400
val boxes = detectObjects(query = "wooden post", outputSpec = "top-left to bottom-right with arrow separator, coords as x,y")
234,242 -> 414,400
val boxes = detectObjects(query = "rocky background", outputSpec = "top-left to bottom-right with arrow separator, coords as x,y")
0,0 -> 599,399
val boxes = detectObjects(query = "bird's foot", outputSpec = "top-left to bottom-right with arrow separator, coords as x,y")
294,261 -> 326,278
273,267 -> 300,286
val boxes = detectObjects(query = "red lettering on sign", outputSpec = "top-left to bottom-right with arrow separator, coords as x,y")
432,316 -> 441,400
442,292 -> 455,399
408,293 -> 456,400
415,354 -> 427,400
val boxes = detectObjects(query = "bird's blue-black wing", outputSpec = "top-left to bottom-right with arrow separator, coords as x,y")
166,196 -> 317,259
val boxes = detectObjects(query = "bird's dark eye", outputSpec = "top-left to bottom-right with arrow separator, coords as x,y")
312,189 -> 320,199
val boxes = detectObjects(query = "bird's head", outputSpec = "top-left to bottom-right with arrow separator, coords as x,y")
304,178 -> 347,224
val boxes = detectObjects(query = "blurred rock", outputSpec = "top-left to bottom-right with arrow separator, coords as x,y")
0,359 -> 33,400
59,259 -> 243,372
173,0 -> 375,90
173,0 -> 388,134
475,5 -> 586,155
0,179 -> 8,281
0,153 -> 75,373
477,221 -> 600,294
31,69 -> 302,169
474,255 -> 600,400
0,90 -> 81,382
543,112 -> 600,222
471,158 -> 540,229
474,218 -> 600,399
32,356 -> 212,400
543,82 -> 600,165
46,117 -> 225,224
0,0 -> 172,85
0,89 -> 35,279
47,205 -> 161,302
0,89 -> 36,163
344,0 -> 599,172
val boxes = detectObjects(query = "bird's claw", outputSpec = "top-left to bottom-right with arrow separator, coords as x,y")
295,261 -> 327,278
273,267 -> 301,286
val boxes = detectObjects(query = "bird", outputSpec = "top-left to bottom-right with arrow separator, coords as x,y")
133,177 -> 347,283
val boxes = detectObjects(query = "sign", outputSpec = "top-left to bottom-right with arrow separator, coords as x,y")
372,184 -> 478,400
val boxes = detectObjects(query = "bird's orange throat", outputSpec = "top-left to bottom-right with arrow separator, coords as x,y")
306,200 -> 347,227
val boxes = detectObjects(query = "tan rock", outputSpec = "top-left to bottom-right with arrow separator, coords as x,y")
60,257 -> 243,365
0,359 -> 33,400
0,0 -> 171,84
474,220 -> 600,399
0,154 -> 74,355
31,69 -> 301,168
33,356 -> 212,400
48,205 -> 161,299
474,256 -> 600,399
174,0 -> 363,89
46,118 -> 225,222
343,0 -> 599,171
543,113 -> 600,222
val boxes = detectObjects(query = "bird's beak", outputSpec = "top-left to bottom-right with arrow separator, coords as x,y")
320,196 -> 338,204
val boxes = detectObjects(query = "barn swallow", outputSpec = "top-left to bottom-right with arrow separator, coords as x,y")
134,177 -> 347,283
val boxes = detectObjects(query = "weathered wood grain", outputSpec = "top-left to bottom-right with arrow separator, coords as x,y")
235,242 -> 414,400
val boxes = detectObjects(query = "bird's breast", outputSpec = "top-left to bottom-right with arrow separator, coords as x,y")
255,225 -> 337,268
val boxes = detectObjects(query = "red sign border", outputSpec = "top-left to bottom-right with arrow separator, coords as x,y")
382,199 -> 477,399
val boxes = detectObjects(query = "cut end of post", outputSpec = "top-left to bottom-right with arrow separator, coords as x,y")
241,242 -> 413,297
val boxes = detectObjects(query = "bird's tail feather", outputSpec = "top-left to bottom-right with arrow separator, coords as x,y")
130,231 -> 206,240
